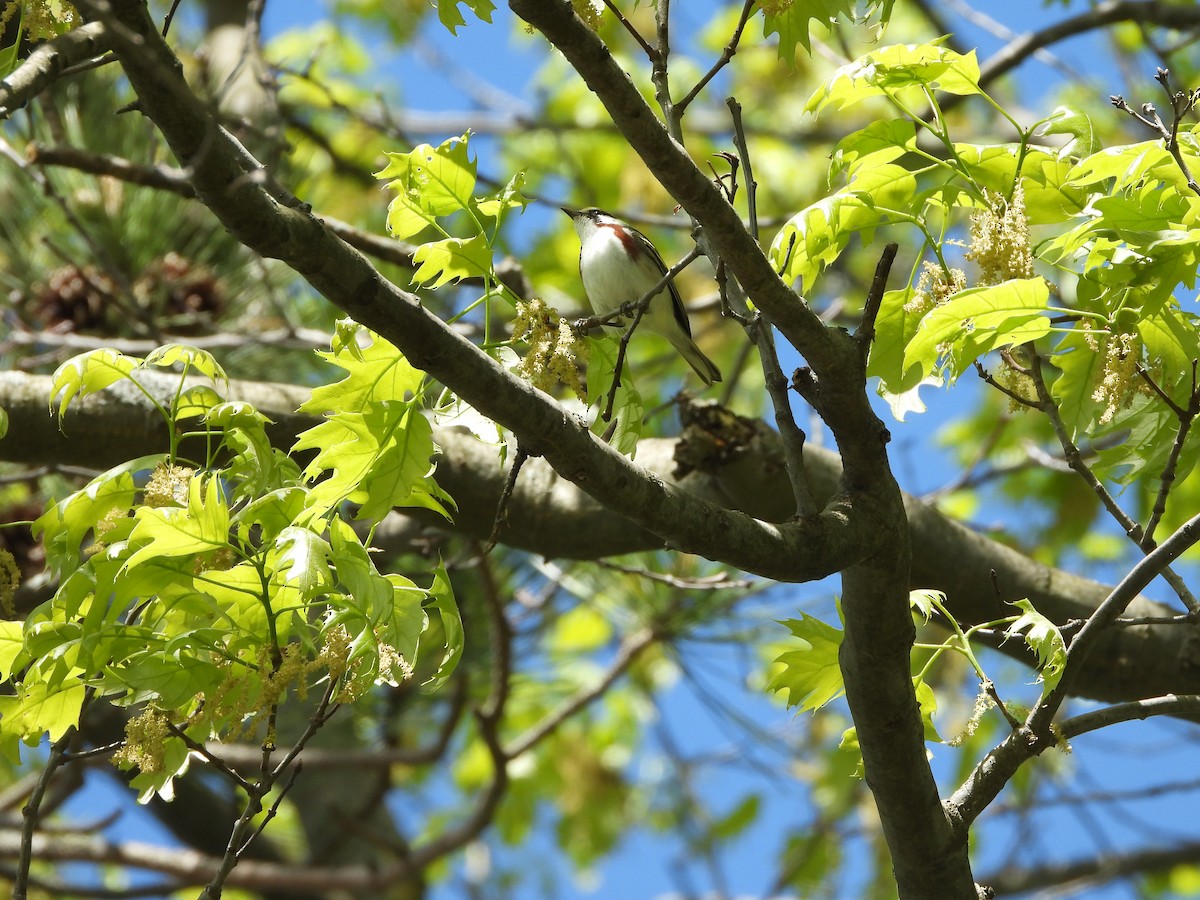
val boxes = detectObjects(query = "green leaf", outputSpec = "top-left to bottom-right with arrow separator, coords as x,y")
36,459 -> 149,577
474,170 -> 528,220
909,589 -> 945,622
770,164 -> 916,291
295,402 -> 451,522
377,133 -> 477,239
933,145 -> 1084,224
421,562 -> 463,692
50,349 -> 141,420
300,332 -> 424,414
712,794 -> 761,840
1094,394 -> 1183,485
117,653 -> 224,710
914,678 -> 943,743
0,405 -> 7,439
585,338 -> 643,455
173,385 -> 224,423
764,0 -> 894,61
273,526 -> 333,600
0,679 -> 86,742
837,726 -> 863,778
197,562 -> 270,646
411,234 -> 491,288
1067,140 -> 1177,192
1049,329 -> 1106,439
1004,600 -> 1066,696
868,287 -> 933,396
144,344 -> 227,382
763,0 -> 848,57
767,614 -> 844,712
0,620 -> 25,680
125,476 -> 230,569
903,278 -> 1052,382
0,4 -> 23,79
1140,306 -> 1200,394
127,734 -> 192,803
806,43 -> 980,116
436,0 -> 495,35
1039,106 -> 1101,159
329,520 -> 426,686
831,118 -> 917,177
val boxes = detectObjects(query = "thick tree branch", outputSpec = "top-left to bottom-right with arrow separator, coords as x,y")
503,5 -> 971,894
983,839 -> 1200,896
0,21 -> 112,118
1,370 -> 1196,705
948,514 -> 1200,829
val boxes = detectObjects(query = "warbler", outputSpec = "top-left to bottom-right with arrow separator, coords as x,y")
563,206 -> 722,385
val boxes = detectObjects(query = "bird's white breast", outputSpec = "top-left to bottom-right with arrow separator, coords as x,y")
578,226 -> 661,316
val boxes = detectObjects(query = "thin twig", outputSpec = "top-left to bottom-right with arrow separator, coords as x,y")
406,553 -> 512,869
1059,693 -> 1200,740
757,316 -> 817,517
1111,66 -> 1200,198
161,0 -> 185,37
976,1 -> 1200,94
503,626 -> 659,759
601,0 -> 656,60
949,512 -> 1200,827
484,443 -> 531,553
1027,348 -> 1199,612
165,723 -> 254,793
199,682 -> 339,899
854,243 -> 899,351
597,560 -> 756,591
677,0 -> 756,116
14,729 -> 75,900
974,360 -> 1041,409
1142,362 -> 1200,545
726,96 -> 758,241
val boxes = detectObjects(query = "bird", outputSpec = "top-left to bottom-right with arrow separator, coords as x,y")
562,206 -> 722,386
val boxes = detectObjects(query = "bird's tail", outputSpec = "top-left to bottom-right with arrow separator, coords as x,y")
670,333 -> 722,386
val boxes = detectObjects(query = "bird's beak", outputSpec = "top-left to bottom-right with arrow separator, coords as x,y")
560,206 -> 580,219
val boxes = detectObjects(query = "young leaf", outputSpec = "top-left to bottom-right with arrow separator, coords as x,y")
1040,106 -> 1102,159
764,0 -> 895,62
377,133 -> 477,239
1004,600 -> 1066,696
0,679 -> 87,743
806,43 -> 980,116
124,476 -> 230,569
50,349 -> 141,420
145,344 -> 227,382
411,234 -> 492,288
585,338 -> 643,455
767,614 -> 844,712
913,678 -> 943,743
902,278 -> 1052,382
770,164 -> 916,291
0,620 -> 25,681
436,0 -> 495,35
421,562 -> 463,692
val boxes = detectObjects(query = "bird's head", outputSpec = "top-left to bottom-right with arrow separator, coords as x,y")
562,206 -> 622,241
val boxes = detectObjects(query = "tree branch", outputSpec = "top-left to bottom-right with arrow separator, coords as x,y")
2,369 -> 1195,704
976,0 -> 1200,92
0,21 -> 112,118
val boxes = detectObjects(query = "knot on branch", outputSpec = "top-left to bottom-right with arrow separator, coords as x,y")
672,394 -> 778,480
